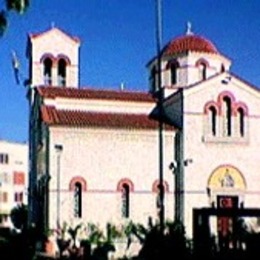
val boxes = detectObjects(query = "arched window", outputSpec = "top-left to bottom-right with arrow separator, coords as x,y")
198,63 -> 207,81
152,180 -> 169,217
58,58 -> 67,86
209,106 -> 217,136
223,96 -> 232,136
221,64 -> 225,73
170,61 -> 179,85
155,184 -> 165,217
43,58 -> 53,85
74,182 -> 82,218
237,108 -> 245,137
121,183 -> 130,218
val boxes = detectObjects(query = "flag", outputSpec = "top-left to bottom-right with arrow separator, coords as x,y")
11,50 -> 20,85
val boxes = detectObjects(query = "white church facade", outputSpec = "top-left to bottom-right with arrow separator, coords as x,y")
26,25 -> 260,246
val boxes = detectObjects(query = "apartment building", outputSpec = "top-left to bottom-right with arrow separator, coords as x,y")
0,140 -> 28,227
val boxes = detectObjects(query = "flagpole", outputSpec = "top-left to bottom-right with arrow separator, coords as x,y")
155,0 -> 164,233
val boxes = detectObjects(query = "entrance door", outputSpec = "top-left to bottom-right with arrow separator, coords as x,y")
217,195 -> 238,249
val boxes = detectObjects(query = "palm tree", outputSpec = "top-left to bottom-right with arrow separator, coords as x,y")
67,223 -> 82,248
0,0 -> 30,36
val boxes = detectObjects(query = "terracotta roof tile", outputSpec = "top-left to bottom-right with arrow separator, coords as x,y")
37,86 -> 155,102
29,27 -> 80,43
162,34 -> 219,56
41,106 -> 174,130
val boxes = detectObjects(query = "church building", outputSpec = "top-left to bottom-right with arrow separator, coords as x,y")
26,24 -> 260,250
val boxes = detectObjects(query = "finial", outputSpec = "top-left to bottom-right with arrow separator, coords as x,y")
51,21 -> 55,28
186,21 -> 193,35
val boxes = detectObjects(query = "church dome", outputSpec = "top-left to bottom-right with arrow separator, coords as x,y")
162,34 -> 219,56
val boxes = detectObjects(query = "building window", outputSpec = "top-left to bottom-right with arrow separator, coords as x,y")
152,180 -> 169,218
237,107 -> 245,137
0,192 -> 8,203
209,106 -> 217,136
0,172 -> 9,184
14,192 -> 23,203
117,178 -> 133,218
221,64 -> 225,73
58,58 -> 67,86
204,102 -> 219,138
170,61 -> 179,85
156,185 -> 165,218
43,57 -> 53,85
74,182 -> 82,218
196,59 -> 209,81
198,63 -> 207,81
0,153 -> 9,164
203,92 -> 248,143
121,183 -> 130,218
223,96 -> 232,136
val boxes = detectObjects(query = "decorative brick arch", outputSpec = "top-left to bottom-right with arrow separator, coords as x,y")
204,101 -> 220,115
152,180 -> 169,193
69,176 -> 87,191
57,54 -> 71,65
217,91 -> 237,116
117,178 -> 134,192
195,58 -> 209,67
166,59 -> 180,69
234,102 -> 249,116
217,91 -> 236,104
40,53 -> 55,63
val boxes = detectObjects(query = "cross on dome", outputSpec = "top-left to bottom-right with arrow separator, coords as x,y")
186,21 -> 193,35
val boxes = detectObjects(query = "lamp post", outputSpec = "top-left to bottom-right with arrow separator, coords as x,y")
155,0 -> 165,233
54,144 -> 63,230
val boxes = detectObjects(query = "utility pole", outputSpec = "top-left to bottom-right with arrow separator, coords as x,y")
155,0 -> 164,233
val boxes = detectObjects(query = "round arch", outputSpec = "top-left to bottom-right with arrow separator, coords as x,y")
207,164 -> 247,190
40,53 -> 55,63
117,178 -> 134,192
152,180 -> 170,193
69,176 -> 87,191
57,54 -> 71,65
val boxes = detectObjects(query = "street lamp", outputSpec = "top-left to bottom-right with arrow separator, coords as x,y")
54,144 -> 63,230
155,0 -> 165,233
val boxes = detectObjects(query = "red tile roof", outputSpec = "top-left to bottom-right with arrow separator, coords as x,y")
162,34 -> 219,56
29,27 -> 80,43
41,105 -> 174,130
37,86 -> 155,102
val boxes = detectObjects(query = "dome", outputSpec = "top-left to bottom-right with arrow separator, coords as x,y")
162,34 -> 219,56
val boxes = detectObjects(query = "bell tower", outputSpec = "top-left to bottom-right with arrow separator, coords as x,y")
27,26 -> 81,88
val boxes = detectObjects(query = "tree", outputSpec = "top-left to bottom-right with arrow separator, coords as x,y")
10,203 -> 28,230
0,0 -> 30,36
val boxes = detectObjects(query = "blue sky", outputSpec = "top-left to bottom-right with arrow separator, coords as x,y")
1,0 -> 260,143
